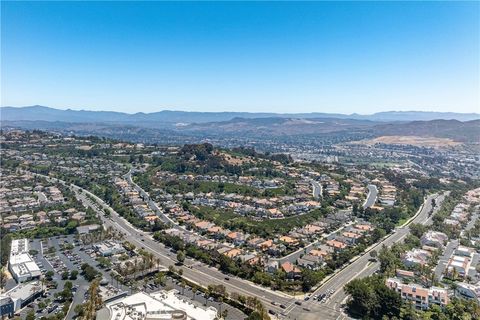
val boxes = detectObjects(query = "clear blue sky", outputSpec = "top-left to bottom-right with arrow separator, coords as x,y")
1,1 -> 479,114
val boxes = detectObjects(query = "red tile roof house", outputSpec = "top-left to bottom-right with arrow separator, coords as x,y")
225,248 -> 243,259
342,231 -> 362,245
227,232 -> 246,246
195,220 -> 214,231
354,224 -> 374,233
207,226 -> 225,239
326,239 -> 348,251
279,236 -> 300,246
281,261 -> 302,279
309,249 -> 329,261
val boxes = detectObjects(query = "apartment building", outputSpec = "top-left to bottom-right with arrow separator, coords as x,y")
386,278 -> 449,310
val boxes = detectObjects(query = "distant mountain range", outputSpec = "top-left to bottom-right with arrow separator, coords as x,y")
1,106 -> 479,146
1,105 -> 479,123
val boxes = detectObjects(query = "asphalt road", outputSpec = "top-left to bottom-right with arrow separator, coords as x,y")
311,181 -> 322,199
26,171 -> 294,316
362,184 -> 378,209
28,170 -> 445,320
72,186 -> 314,317
306,193 -> 446,315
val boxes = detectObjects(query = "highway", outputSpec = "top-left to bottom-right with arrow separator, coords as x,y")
73,186 -> 335,319
26,170 -> 444,320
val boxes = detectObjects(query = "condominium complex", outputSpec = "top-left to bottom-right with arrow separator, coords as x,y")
386,278 -> 449,310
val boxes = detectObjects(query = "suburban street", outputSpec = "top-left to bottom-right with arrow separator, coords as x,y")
362,184 -> 378,209
311,181 -> 322,199
306,193 -> 446,315
28,170 -> 446,320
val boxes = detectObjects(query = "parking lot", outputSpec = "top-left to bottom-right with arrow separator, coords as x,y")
10,233 -> 246,319
139,276 -> 246,320
16,235 -> 129,319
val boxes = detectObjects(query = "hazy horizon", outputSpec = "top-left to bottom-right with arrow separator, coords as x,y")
2,2 -> 479,114
2,104 -> 480,116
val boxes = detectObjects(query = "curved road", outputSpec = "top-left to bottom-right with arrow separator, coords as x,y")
362,185 -> 378,209
26,170 -> 443,320
302,192 -> 446,317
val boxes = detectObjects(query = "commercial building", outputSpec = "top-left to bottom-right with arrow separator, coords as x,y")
98,289 -> 217,320
8,239 -> 41,283
0,281 -> 44,313
77,224 -> 100,234
0,297 -> 14,318
386,278 -> 449,310
94,240 -> 125,257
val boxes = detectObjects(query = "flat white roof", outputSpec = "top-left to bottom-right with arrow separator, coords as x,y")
106,290 -> 217,320
9,252 -> 41,279
10,239 -> 28,255
6,281 -> 42,301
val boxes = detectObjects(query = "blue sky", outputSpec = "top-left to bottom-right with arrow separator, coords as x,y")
1,1 -> 479,114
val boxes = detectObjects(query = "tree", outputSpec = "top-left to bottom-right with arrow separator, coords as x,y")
180,280 -> 186,295
45,270 -> 54,281
344,278 -> 376,318
26,310 -> 35,320
97,256 -> 112,269
450,282 -> 458,297
378,245 -> 399,275
82,279 -> 103,320
70,270 -> 79,280
344,275 -> 402,319
0,268 -> 7,290
246,311 -> 263,320
62,271 -> 69,280
74,304 -> 85,317
176,250 -> 185,265
154,272 -> 166,286
301,269 -> 323,292
221,309 -> 229,320
192,287 -> 197,301
409,223 -> 426,238
374,282 -> 403,318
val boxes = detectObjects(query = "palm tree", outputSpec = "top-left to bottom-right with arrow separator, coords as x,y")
450,282 -> 458,297
221,309 -> 228,320
205,288 -> 210,306
218,297 -> 223,315
181,280 -> 186,295
133,259 -> 139,278
192,287 -> 197,301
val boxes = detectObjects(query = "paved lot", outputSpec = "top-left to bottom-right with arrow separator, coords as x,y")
34,171 -> 442,320
435,240 -> 459,280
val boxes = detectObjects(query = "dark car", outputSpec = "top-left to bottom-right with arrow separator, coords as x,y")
47,305 -> 58,313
